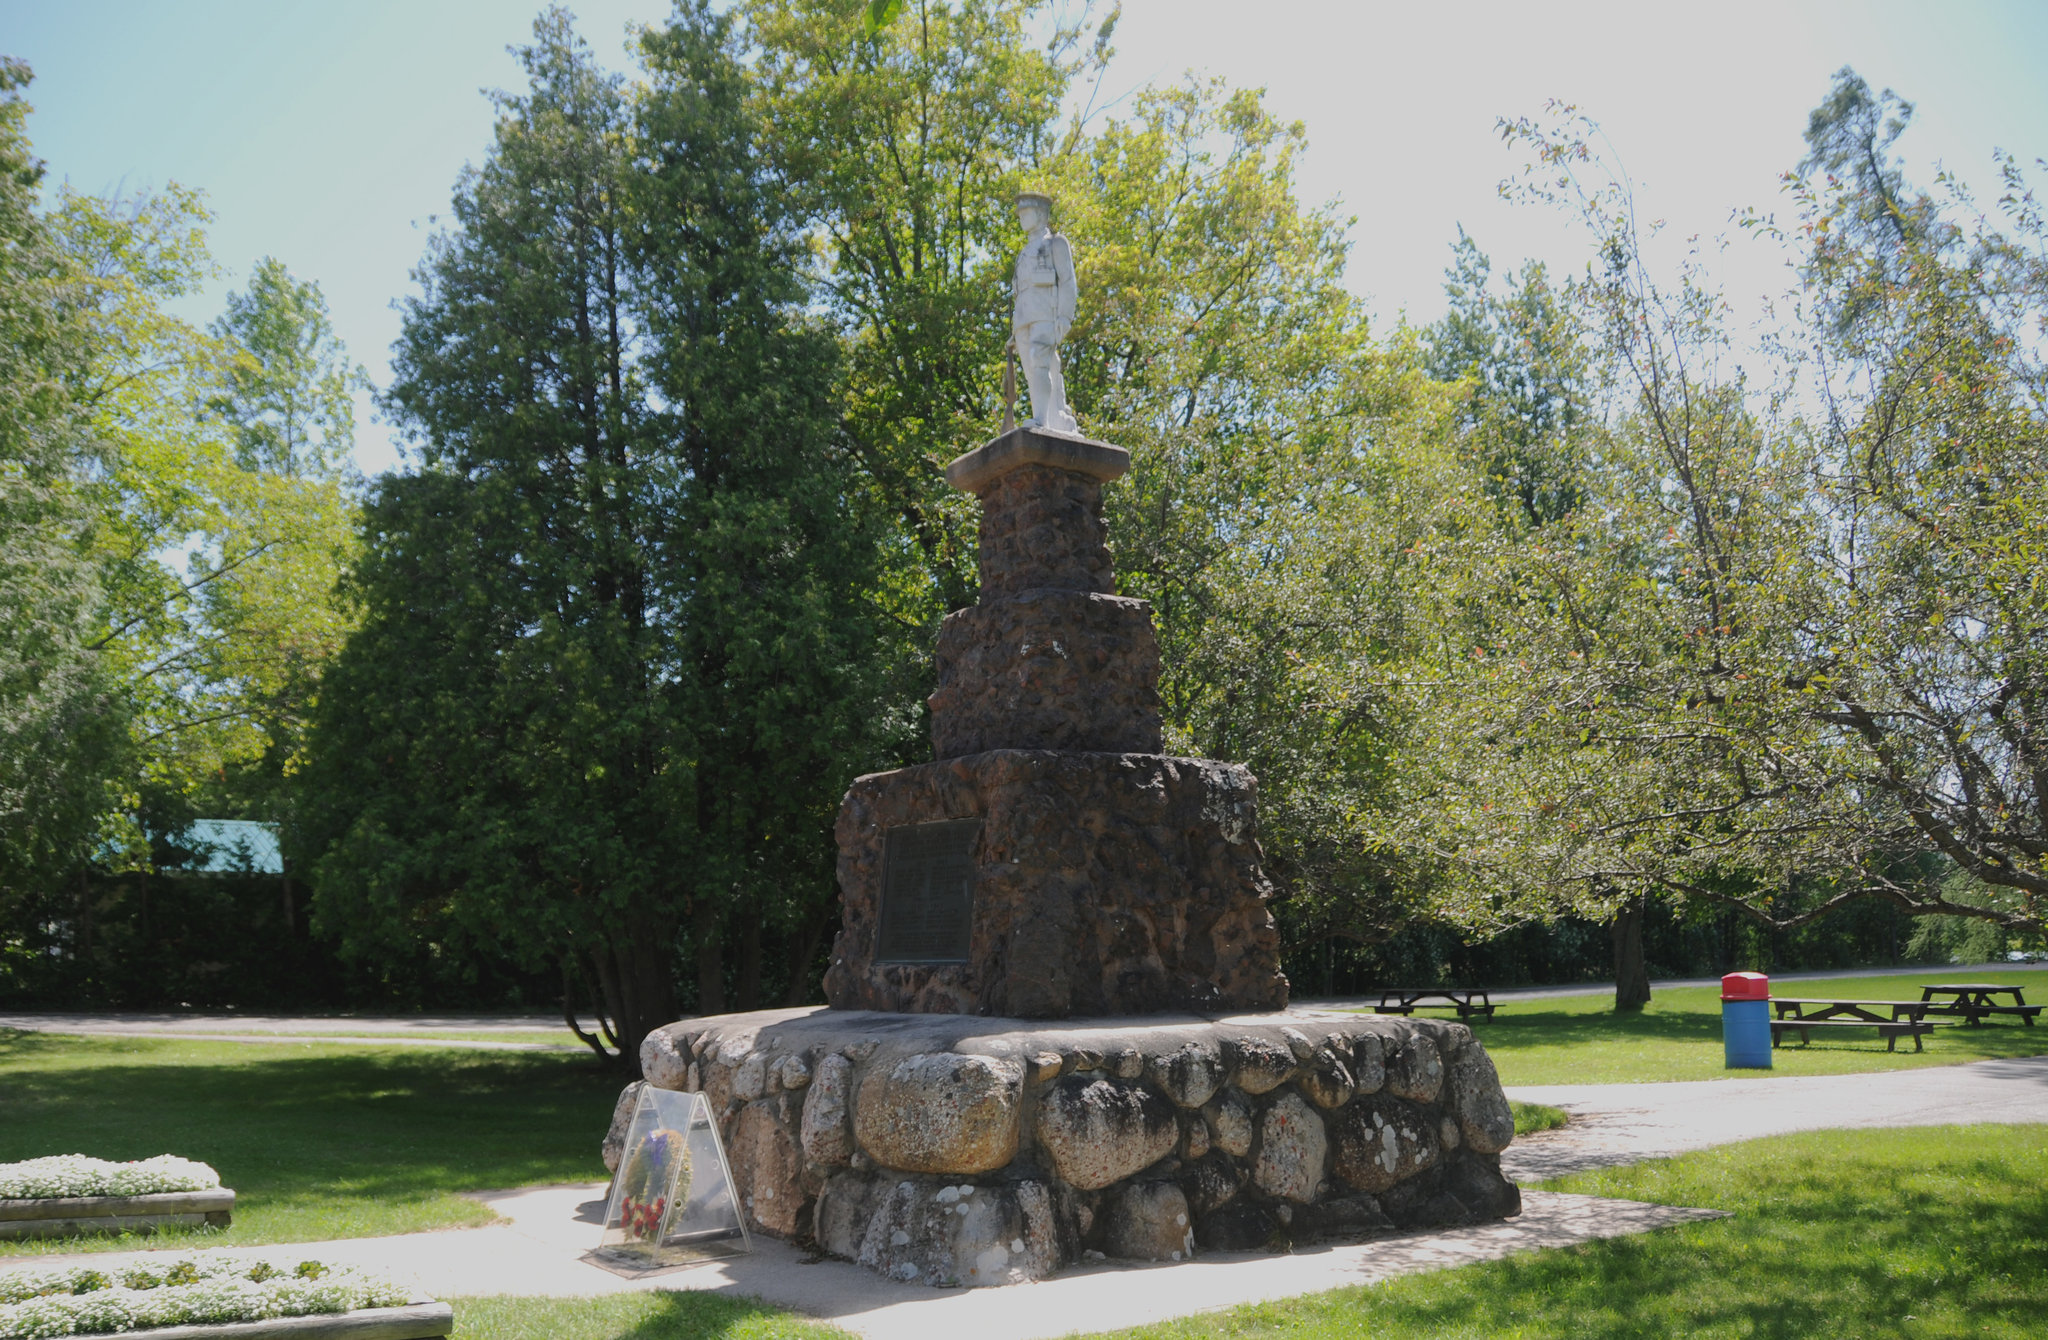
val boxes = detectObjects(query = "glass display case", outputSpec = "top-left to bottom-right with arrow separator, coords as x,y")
590,1087 -> 750,1275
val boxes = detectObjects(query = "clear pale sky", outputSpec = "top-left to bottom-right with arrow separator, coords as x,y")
5,0 -> 2045,476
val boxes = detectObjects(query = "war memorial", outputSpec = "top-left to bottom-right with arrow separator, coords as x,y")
616,193 -> 1522,1288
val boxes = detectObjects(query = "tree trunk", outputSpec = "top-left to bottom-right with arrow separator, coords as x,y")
734,916 -> 762,1011
1612,897 -> 1651,1012
782,898 -> 834,1007
693,898 -> 725,1015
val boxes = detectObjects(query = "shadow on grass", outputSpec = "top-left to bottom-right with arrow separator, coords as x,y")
1109,1125 -> 2048,1340
450,1292 -> 855,1340
1350,1126 -> 2048,1340
0,1029 -> 623,1248
1475,1005 -> 1723,1051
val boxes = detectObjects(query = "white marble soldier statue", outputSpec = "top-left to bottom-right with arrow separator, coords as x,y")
1010,191 -> 1078,432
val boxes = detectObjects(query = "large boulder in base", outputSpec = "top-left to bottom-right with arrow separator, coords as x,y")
1036,1075 -> 1178,1190
1384,1034 -> 1444,1104
1146,1040 -> 1224,1109
1332,1095 -> 1442,1193
1446,1045 -> 1516,1155
853,1176 -> 1059,1287
813,1170 -> 890,1259
1224,1035 -> 1295,1095
641,1032 -> 690,1091
1252,1091 -> 1326,1203
1102,1181 -> 1194,1261
1182,1151 -> 1246,1216
601,1081 -> 644,1174
854,1053 -> 1023,1175
1193,1197 -> 1277,1252
1443,1150 -> 1523,1221
801,1053 -> 856,1166
1296,1047 -> 1355,1109
728,1101 -> 804,1236
1205,1088 -> 1254,1158
1348,1033 -> 1386,1095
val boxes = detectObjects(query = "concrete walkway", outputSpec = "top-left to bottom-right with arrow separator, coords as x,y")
0,1184 -> 1723,1340
1503,1052 -> 2048,1180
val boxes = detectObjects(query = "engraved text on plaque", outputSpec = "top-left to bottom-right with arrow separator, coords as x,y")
875,818 -> 980,963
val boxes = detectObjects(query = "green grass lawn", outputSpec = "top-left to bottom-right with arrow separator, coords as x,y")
1509,1100 -> 1567,1135
441,1126 -> 2048,1340
132,1029 -> 589,1048
0,1029 -> 622,1256
1075,1124 -> 2048,1340
1382,971 -> 2048,1086
448,1295 -> 857,1340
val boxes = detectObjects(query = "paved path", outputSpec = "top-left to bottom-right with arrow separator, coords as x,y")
1502,1052 -> 2048,1180
0,1183 -> 1723,1340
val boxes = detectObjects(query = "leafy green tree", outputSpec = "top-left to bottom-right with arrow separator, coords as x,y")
304,5 -> 904,1064
0,59 -> 126,931
1424,229 -> 1591,531
207,256 -> 362,478
1402,75 -> 2048,992
2,61 -> 361,992
49,193 -> 363,857
1050,79 -> 1470,956
192,261 -> 363,864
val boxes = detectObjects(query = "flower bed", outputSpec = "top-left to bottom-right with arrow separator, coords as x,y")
0,1254 -> 450,1340
0,1158 -> 220,1201
0,1158 -> 233,1242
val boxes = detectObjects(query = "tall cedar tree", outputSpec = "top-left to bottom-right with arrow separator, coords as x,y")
304,6 -> 896,1067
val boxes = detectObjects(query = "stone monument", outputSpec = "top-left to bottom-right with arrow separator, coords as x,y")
623,192 -> 1522,1288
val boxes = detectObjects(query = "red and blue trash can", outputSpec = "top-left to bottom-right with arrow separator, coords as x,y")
1722,971 -> 1772,1069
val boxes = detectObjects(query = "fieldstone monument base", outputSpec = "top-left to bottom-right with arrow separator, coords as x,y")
823,749 -> 1288,1018
631,1007 -> 1520,1288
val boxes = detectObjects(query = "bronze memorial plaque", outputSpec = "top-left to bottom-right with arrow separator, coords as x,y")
876,818 -> 980,963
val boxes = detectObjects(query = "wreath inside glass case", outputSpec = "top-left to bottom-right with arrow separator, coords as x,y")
615,1127 -> 691,1243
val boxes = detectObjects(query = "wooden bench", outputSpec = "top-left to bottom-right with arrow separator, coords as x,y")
1920,1002 -> 2045,1025
1373,988 -> 1496,1021
1768,998 -> 1939,1052
1915,984 -> 2040,1027
1769,1018 -> 1935,1051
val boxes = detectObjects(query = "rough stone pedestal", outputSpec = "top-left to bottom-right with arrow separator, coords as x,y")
635,1008 -> 1520,1289
823,750 -> 1286,1018
822,426 -> 1289,1018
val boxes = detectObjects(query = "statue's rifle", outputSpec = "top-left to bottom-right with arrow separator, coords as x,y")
1001,335 -> 1018,434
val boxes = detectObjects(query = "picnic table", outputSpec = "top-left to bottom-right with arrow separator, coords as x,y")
1768,998 -> 1938,1052
1372,988 -> 1496,1021
1918,983 -> 2040,1026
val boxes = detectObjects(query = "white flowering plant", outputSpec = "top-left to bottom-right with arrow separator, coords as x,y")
0,1157 -> 221,1201
0,1253 -> 409,1339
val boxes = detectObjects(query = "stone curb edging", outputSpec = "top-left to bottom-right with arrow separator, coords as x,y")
50,1301 -> 455,1340
0,1189 -> 234,1239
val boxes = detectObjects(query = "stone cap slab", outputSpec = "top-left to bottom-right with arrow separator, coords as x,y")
946,427 -> 1129,494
